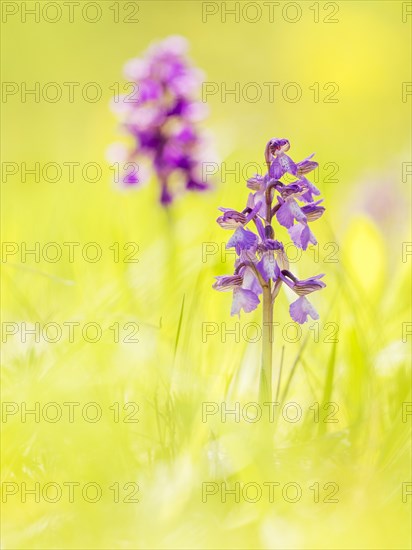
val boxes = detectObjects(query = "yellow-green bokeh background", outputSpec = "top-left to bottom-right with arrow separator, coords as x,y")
1,1 -> 411,548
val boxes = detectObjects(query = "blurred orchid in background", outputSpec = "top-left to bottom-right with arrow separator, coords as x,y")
108,35 -> 211,205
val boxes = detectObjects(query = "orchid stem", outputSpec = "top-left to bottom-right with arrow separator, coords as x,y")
259,173 -> 276,403
259,283 -> 273,403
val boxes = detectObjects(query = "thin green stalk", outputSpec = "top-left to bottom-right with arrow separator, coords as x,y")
259,283 -> 273,403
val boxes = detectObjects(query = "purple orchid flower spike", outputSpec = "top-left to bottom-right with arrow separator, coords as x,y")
213,136 -> 326,402
109,35 -> 212,206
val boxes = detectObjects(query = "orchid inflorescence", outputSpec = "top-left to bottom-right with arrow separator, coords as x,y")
213,138 -> 326,324
109,35 -> 210,205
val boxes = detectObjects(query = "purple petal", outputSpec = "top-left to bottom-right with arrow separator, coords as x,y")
138,79 -> 162,103
288,223 -> 317,250
213,275 -> 243,292
293,274 -> 326,295
269,157 -> 284,179
297,154 -> 318,176
245,201 -> 263,223
281,271 -> 325,295
186,178 -> 208,191
254,217 -> 266,241
236,248 -> 258,266
217,210 -> 247,230
247,174 -> 266,191
276,249 -> 290,271
167,97 -> 189,117
226,227 -> 258,255
257,252 -> 280,281
231,288 -> 260,317
279,183 -> 301,198
160,184 -> 173,205
123,170 -> 140,186
276,199 -> 306,229
246,193 -> 255,210
299,177 -> 321,203
301,201 -> 325,222
289,296 -> 319,324
270,138 -> 290,153
252,191 -> 267,218
135,129 -> 162,150
162,142 -> 188,169
276,201 -> 294,228
265,239 -> 284,251
175,125 -> 197,144
266,138 -> 291,164
242,266 -> 262,295
299,225 -> 317,250
270,153 -> 297,179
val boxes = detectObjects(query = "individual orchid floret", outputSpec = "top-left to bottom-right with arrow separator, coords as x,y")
276,196 -> 307,228
266,137 -> 319,180
288,222 -> 317,250
289,296 -> 320,324
231,287 -> 260,316
247,174 -> 268,192
281,269 -> 326,324
295,154 -> 319,176
212,274 -> 243,292
109,35 -> 211,205
213,270 -> 261,317
216,201 -> 262,230
280,270 -> 326,295
301,200 -> 325,221
226,227 -> 258,255
216,209 -> 248,229
298,176 -> 321,203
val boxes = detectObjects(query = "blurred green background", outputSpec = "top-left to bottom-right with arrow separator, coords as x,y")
1,1 -> 411,548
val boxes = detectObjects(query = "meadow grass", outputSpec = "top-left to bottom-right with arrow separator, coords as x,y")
1,178 -> 411,548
